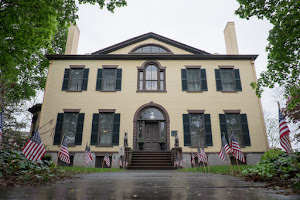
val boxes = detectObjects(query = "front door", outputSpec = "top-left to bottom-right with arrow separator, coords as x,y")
144,122 -> 159,151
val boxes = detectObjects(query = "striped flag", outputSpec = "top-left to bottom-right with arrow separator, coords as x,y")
22,129 -> 45,161
199,148 -> 208,163
230,132 -> 245,163
84,145 -> 93,166
104,152 -> 110,167
218,135 -> 230,163
174,158 -> 179,167
197,146 -> 201,163
124,159 -> 128,167
191,152 -> 195,166
0,111 -> 3,147
279,106 -> 292,153
112,154 -> 117,165
180,156 -> 185,167
58,137 -> 70,164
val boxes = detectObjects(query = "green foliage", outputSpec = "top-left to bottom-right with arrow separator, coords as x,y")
0,150 -> 66,186
242,152 -> 300,192
261,148 -> 285,162
235,0 -> 300,109
59,166 -> 124,174
0,0 -> 127,108
178,165 -> 251,174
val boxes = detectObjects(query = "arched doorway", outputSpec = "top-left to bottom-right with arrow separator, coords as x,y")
133,102 -> 170,151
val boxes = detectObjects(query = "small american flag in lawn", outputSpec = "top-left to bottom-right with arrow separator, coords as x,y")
197,146 -> 201,163
230,132 -> 245,163
84,145 -> 93,166
279,105 -> 292,153
58,137 -> 70,164
191,152 -> 195,166
104,152 -> 110,167
199,148 -> 208,163
218,135 -> 230,163
0,111 -> 3,147
22,129 -> 45,161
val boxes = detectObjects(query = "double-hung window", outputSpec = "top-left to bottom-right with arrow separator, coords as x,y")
215,67 -> 242,91
96,67 -> 122,91
138,61 -> 166,92
219,113 -> 250,146
62,67 -> 89,91
183,113 -> 212,147
54,111 -> 85,145
181,67 -> 207,91
90,112 -> 120,146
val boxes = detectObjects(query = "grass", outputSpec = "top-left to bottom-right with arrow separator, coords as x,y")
58,166 -> 125,174
178,165 -> 252,175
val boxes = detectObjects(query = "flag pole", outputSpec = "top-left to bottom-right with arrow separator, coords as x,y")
227,153 -> 234,173
206,159 -> 210,173
235,156 -> 241,174
192,150 -> 196,172
84,142 -> 88,173
101,156 -> 105,172
202,161 -> 206,173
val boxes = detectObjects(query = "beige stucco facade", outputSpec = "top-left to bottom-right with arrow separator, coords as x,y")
39,25 -> 268,166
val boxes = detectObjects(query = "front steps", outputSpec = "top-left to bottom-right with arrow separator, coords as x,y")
128,151 -> 174,170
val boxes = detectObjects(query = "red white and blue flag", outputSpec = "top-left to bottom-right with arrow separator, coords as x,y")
230,132 -> 245,163
22,129 -> 46,161
218,135 -> 230,163
197,146 -> 202,163
278,105 -> 292,153
199,148 -> 208,163
58,137 -> 70,164
84,145 -> 93,166
104,153 -> 110,167
191,152 -> 195,166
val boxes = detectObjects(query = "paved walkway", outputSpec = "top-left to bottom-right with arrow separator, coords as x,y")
0,171 -> 299,199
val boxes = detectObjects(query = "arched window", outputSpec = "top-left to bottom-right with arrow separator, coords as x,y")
138,61 -> 165,91
131,44 -> 172,54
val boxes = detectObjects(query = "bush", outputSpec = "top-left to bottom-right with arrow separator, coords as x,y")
242,151 -> 300,193
261,148 -> 285,162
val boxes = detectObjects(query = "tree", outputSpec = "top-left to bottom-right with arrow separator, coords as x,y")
235,0 -> 300,109
0,0 -> 127,110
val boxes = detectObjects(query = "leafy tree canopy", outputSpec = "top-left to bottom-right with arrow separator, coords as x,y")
0,0 -> 127,109
235,0 -> 300,109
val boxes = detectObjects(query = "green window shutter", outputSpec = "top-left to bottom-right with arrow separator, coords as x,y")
181,69 -> 187,91
116,69 -> 122,91
75,113 -> 84,145
241,114 -> 251,146
90,113 -> 99,145
112,113 -> 120,145
201,69 -> 208,91
219,114 -> 228,142
96,69 -> 103,91
81,69 -> 89,91
215,69 -> 222,91
204,114 -> 212,146
234,69 -> 242,91
53,113 -> 64,145
183,114 -> 191,146
62,69 -> 70,91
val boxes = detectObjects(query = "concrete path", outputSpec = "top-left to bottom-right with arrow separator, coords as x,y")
0,171 -> 299,200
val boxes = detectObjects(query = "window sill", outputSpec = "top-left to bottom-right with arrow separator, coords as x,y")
67,144 -> 76,147
95,144 -> 114,147
221,91 -> 238,93
186,91 -> 204,93
97,90 -> 117,92
190,146 -> 208,148
65,90 -> 83,92
136,90 -> 167,93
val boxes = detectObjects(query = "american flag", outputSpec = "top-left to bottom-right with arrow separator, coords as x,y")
84,145 -> 93,166
0,111 -> 3,147
22,129 -> 45,161
230,132 -> 245,163
218,135 -> 230,163
112,154 -> 117,165
119,157 -> 123,167
174,158 -> 179,167
279,106 -> 292,153
191,152 -> 195,166
124,159 -> 128,167
104,152 -> 110,167
198,148 -> 208,163
58,137 -> 70,164
179,156 -> 185,167
197,146 -> 201,163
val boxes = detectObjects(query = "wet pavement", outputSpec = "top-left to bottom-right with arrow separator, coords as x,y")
0,170 -> 299,200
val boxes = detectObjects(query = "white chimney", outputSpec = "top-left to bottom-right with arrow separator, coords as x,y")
65,24 -> 80,55
224,22 -> 239,54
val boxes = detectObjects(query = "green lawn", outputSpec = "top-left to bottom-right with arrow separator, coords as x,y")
178,165 -> 252,174
59,166 -> 125,174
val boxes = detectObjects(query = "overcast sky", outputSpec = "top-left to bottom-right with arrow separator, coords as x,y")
75,0 -> 276,114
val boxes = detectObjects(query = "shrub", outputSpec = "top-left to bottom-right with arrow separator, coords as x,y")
261,148 -> 285,162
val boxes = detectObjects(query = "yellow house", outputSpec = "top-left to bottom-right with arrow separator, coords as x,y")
37,22 -> 268,168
